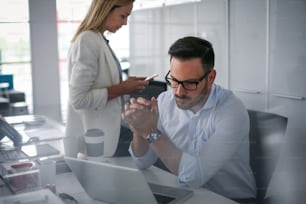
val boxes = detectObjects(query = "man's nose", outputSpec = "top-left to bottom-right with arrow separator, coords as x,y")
175,84 -> 185,95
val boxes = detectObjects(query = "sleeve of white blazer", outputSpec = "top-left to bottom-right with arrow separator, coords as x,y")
68,31 -> 109,111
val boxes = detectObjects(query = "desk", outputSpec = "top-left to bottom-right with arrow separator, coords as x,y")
55,157 -> 238,204
0,115 -> 65,198
144,166 -> 238,204
1,115 -> 238,204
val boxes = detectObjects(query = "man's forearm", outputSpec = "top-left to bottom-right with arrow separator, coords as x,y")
131,133 -> 149,157
150,135 -> 182,176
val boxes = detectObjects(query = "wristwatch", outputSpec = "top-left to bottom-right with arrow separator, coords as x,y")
146,129 -> 162,143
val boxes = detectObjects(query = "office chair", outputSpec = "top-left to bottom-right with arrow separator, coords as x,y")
129,80 -> 167,100
247,109 -> 288,204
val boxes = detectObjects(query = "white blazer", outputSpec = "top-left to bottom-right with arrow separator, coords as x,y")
65,31 -> 121,157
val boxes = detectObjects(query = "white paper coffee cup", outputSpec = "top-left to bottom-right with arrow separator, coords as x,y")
84,129 -> 104,161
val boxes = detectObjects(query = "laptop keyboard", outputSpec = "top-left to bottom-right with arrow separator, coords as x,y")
0,150 -> 27,163
153,193 -> 176,204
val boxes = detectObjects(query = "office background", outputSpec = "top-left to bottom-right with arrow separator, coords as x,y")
0,0 -> 305,203
128,2 -> 306,203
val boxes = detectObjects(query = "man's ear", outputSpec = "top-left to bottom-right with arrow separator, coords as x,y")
208,69 -> 216,84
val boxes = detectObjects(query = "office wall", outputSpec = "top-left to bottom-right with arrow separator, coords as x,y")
229,0 -> 306,203
129,0 -> 227,86
267,1 -> 306,203
129,0 -> 306,203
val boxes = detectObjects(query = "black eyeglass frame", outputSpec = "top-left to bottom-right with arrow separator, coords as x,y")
165,69 -> 211,91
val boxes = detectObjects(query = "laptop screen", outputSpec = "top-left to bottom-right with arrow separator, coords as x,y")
0,118 -> 23,147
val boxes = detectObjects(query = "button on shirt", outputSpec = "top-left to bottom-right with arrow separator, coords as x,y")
129,84 -> 256,199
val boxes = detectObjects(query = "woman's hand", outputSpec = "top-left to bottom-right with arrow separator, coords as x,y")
107,76 -> 148,100
121,76 -> 149,94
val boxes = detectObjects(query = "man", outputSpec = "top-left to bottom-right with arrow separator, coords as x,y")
123,36 -> 256,202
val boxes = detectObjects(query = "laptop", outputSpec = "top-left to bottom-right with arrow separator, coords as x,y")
4,115 -> 65,141
65,156 -> 193,204
0,143 -> 60,163
0,117 -> 60,163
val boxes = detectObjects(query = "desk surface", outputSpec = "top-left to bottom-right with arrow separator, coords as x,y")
4,114 -> 66,160
55,157 -> 238,204
1,115 -> 238,204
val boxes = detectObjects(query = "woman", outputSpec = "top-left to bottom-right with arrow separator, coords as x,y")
65,0 -> 148,158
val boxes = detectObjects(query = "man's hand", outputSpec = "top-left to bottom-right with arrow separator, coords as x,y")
122,97 -> 158,138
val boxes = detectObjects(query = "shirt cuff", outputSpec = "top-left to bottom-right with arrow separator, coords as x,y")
128,144 -> 157,169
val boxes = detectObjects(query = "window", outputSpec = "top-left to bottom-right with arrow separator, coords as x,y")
0,0 -> 32,113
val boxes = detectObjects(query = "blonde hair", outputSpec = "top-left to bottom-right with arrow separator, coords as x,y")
71,0 -> 134,42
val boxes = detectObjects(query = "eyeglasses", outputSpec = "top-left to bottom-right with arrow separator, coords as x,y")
165,70 -> 211,91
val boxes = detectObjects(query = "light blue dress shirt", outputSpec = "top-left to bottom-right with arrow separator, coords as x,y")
129,84 -> 256,199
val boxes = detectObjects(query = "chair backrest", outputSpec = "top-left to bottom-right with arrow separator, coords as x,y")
0,74 -> 14,90
247,110 -> 287,204
129,80 -> 167,100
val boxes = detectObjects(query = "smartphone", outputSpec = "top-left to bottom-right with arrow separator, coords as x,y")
145,74 -> 159,81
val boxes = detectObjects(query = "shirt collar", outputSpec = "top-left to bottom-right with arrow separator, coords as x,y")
181,84 -> 217,116
196,84 -> 218,114
203,84 -> 217,109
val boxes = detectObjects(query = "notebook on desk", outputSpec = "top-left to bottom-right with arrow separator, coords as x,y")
65,156 -> 193,204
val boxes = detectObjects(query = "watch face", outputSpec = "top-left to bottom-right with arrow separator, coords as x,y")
148,130 -> 161,143
151,132 -> 158,137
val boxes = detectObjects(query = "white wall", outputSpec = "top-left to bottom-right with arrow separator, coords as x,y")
229,0 -> 306,202
129,0 -> 228,87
